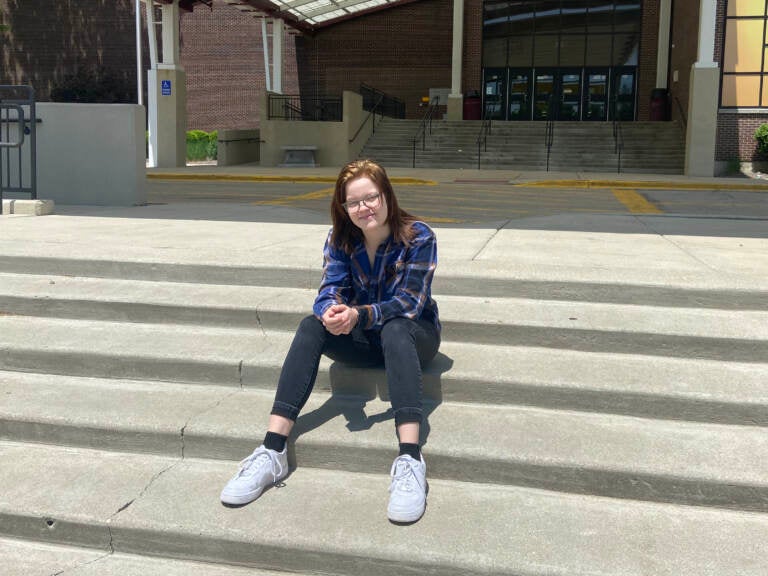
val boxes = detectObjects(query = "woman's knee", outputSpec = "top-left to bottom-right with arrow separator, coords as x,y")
381,317 -> 415,341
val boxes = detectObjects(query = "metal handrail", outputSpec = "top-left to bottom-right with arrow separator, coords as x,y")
1,85 -> 37,215
612,99 -> 624,173
673,94 -> 688,131
268,94 -> 343,121
411,96 -> 440,168
350,93 -> 385,144
476,103 -> 493,169
544,118 -> 554,172
359,83 -> 405,119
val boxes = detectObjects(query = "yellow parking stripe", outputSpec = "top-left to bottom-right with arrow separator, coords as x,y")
611,189 -> 663,214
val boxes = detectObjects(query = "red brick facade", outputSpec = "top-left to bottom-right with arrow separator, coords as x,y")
638,0 -> 660,121
181,0 -> 299,131
0,0 -> 147,101
295,0 -> 453,119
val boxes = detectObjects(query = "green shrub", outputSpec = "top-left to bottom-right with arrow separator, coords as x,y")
186,129 -> 217,161
755,123 -> 768,155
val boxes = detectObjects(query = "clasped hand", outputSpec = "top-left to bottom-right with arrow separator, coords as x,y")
322,304 -> 359,335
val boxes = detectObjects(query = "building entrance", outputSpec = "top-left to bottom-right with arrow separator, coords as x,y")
482,0 -> 641,121
483,66 -> 635,121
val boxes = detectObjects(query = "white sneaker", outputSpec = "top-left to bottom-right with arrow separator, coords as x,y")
387,454 -> 427,523
220,445 -> 288,505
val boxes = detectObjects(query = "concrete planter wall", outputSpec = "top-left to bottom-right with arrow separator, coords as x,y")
32,103 -> 146,206
259,91 -> 370,168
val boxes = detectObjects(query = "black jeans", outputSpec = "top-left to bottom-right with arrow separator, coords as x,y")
271,315 -> 440,427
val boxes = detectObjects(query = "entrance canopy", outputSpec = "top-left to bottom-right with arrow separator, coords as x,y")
209,0 -> 421,32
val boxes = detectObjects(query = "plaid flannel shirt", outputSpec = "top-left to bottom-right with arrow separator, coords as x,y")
313,221 -> 440,333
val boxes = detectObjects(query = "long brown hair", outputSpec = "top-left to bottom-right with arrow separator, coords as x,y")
330,159 -> 417,254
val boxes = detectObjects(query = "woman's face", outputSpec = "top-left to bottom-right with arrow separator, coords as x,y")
344,176 -> 389,236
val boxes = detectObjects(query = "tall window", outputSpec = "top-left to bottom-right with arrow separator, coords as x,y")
721,0 -> 768,107
482,0 -> 641,68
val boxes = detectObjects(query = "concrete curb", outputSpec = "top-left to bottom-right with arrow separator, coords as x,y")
517,179 -> 768,191
1,199 -> 55,215
147,173 -> 438,186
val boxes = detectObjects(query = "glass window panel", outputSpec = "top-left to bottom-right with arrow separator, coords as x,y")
535,1 -> 562,34
508,1 -> 535,34
534,34 -> 560,66
483,37 -> 508,67
721,74 -> 760,106
561,0 -> 588,33
613,32 -> 639,65
484,1 -> 509,37
613,1 -> 641,33
560,34 -> 586,66
508,35 -> 534,66
586,33 -> 613,65
724,19 -> 764,72
727,0 -> 766,17
587,1 -> 613,34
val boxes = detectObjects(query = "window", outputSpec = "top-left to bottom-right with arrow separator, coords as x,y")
721,0 -> 768,107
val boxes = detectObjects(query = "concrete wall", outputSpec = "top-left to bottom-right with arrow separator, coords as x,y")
29,103 -> 146,205
217,129 -> 260,166
260,91 -> 370,167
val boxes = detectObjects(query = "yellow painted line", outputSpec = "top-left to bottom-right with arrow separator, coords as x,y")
516,179 -> 768,191
148,173 -> 437,186
422,216 -> 464,223
611,189 -> 664,214
252,187 -> 334,205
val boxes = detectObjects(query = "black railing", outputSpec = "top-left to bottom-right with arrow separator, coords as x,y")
268,95 -> 343,121
612,100 -> 624,173
350,93 -> 385,146
360,84 -> 405,119
544,117 -> 554,172
673,94 -> 688,132
1,85 -> 37,215
476,103 -> 493,169
411,96 -> 440,168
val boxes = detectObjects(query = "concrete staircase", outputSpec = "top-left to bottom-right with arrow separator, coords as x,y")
1,219 -> 768,574
361,118 -> 685,173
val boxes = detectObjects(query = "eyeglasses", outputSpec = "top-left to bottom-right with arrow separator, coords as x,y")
342,192 -> 381,213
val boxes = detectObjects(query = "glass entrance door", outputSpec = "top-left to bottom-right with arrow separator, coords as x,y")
584,68 -> 609,121
483,68 -> 506,120
507,69 -> 532,120
613,67 -> 636,120
533,70 -> 555,120
558,69 -> 581,121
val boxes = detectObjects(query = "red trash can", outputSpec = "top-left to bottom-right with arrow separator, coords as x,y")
463,93 -> 482,120
650,89 -> 670,121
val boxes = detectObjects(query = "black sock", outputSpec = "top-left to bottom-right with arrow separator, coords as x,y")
398,442 -> 421,461
263,431 -> 287,452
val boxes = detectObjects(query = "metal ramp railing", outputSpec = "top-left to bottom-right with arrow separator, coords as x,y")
1,85 -> 37,215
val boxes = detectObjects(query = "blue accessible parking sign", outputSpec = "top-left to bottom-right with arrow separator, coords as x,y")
161,80 -> 172,96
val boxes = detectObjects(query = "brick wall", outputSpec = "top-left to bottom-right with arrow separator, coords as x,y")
638,0 -> 660,121
296,0 -> 453,119
181,0 -> 299,131
0,0 -> 146,101
463,0 -> 483,95
716,114 -> 768,161
668,0 -> 699,125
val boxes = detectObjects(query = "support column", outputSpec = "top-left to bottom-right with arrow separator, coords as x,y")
146,0 -> 186,168
272,19 -> 283,94
684,0 -> 719,176
447,0 -> 464,120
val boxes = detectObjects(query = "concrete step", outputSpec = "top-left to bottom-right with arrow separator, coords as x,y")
3,372 -> 768,509
2,276 -> 767,360
2,442 -> 766,576
0,537 -> 285,576
1,316 -> 767,423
